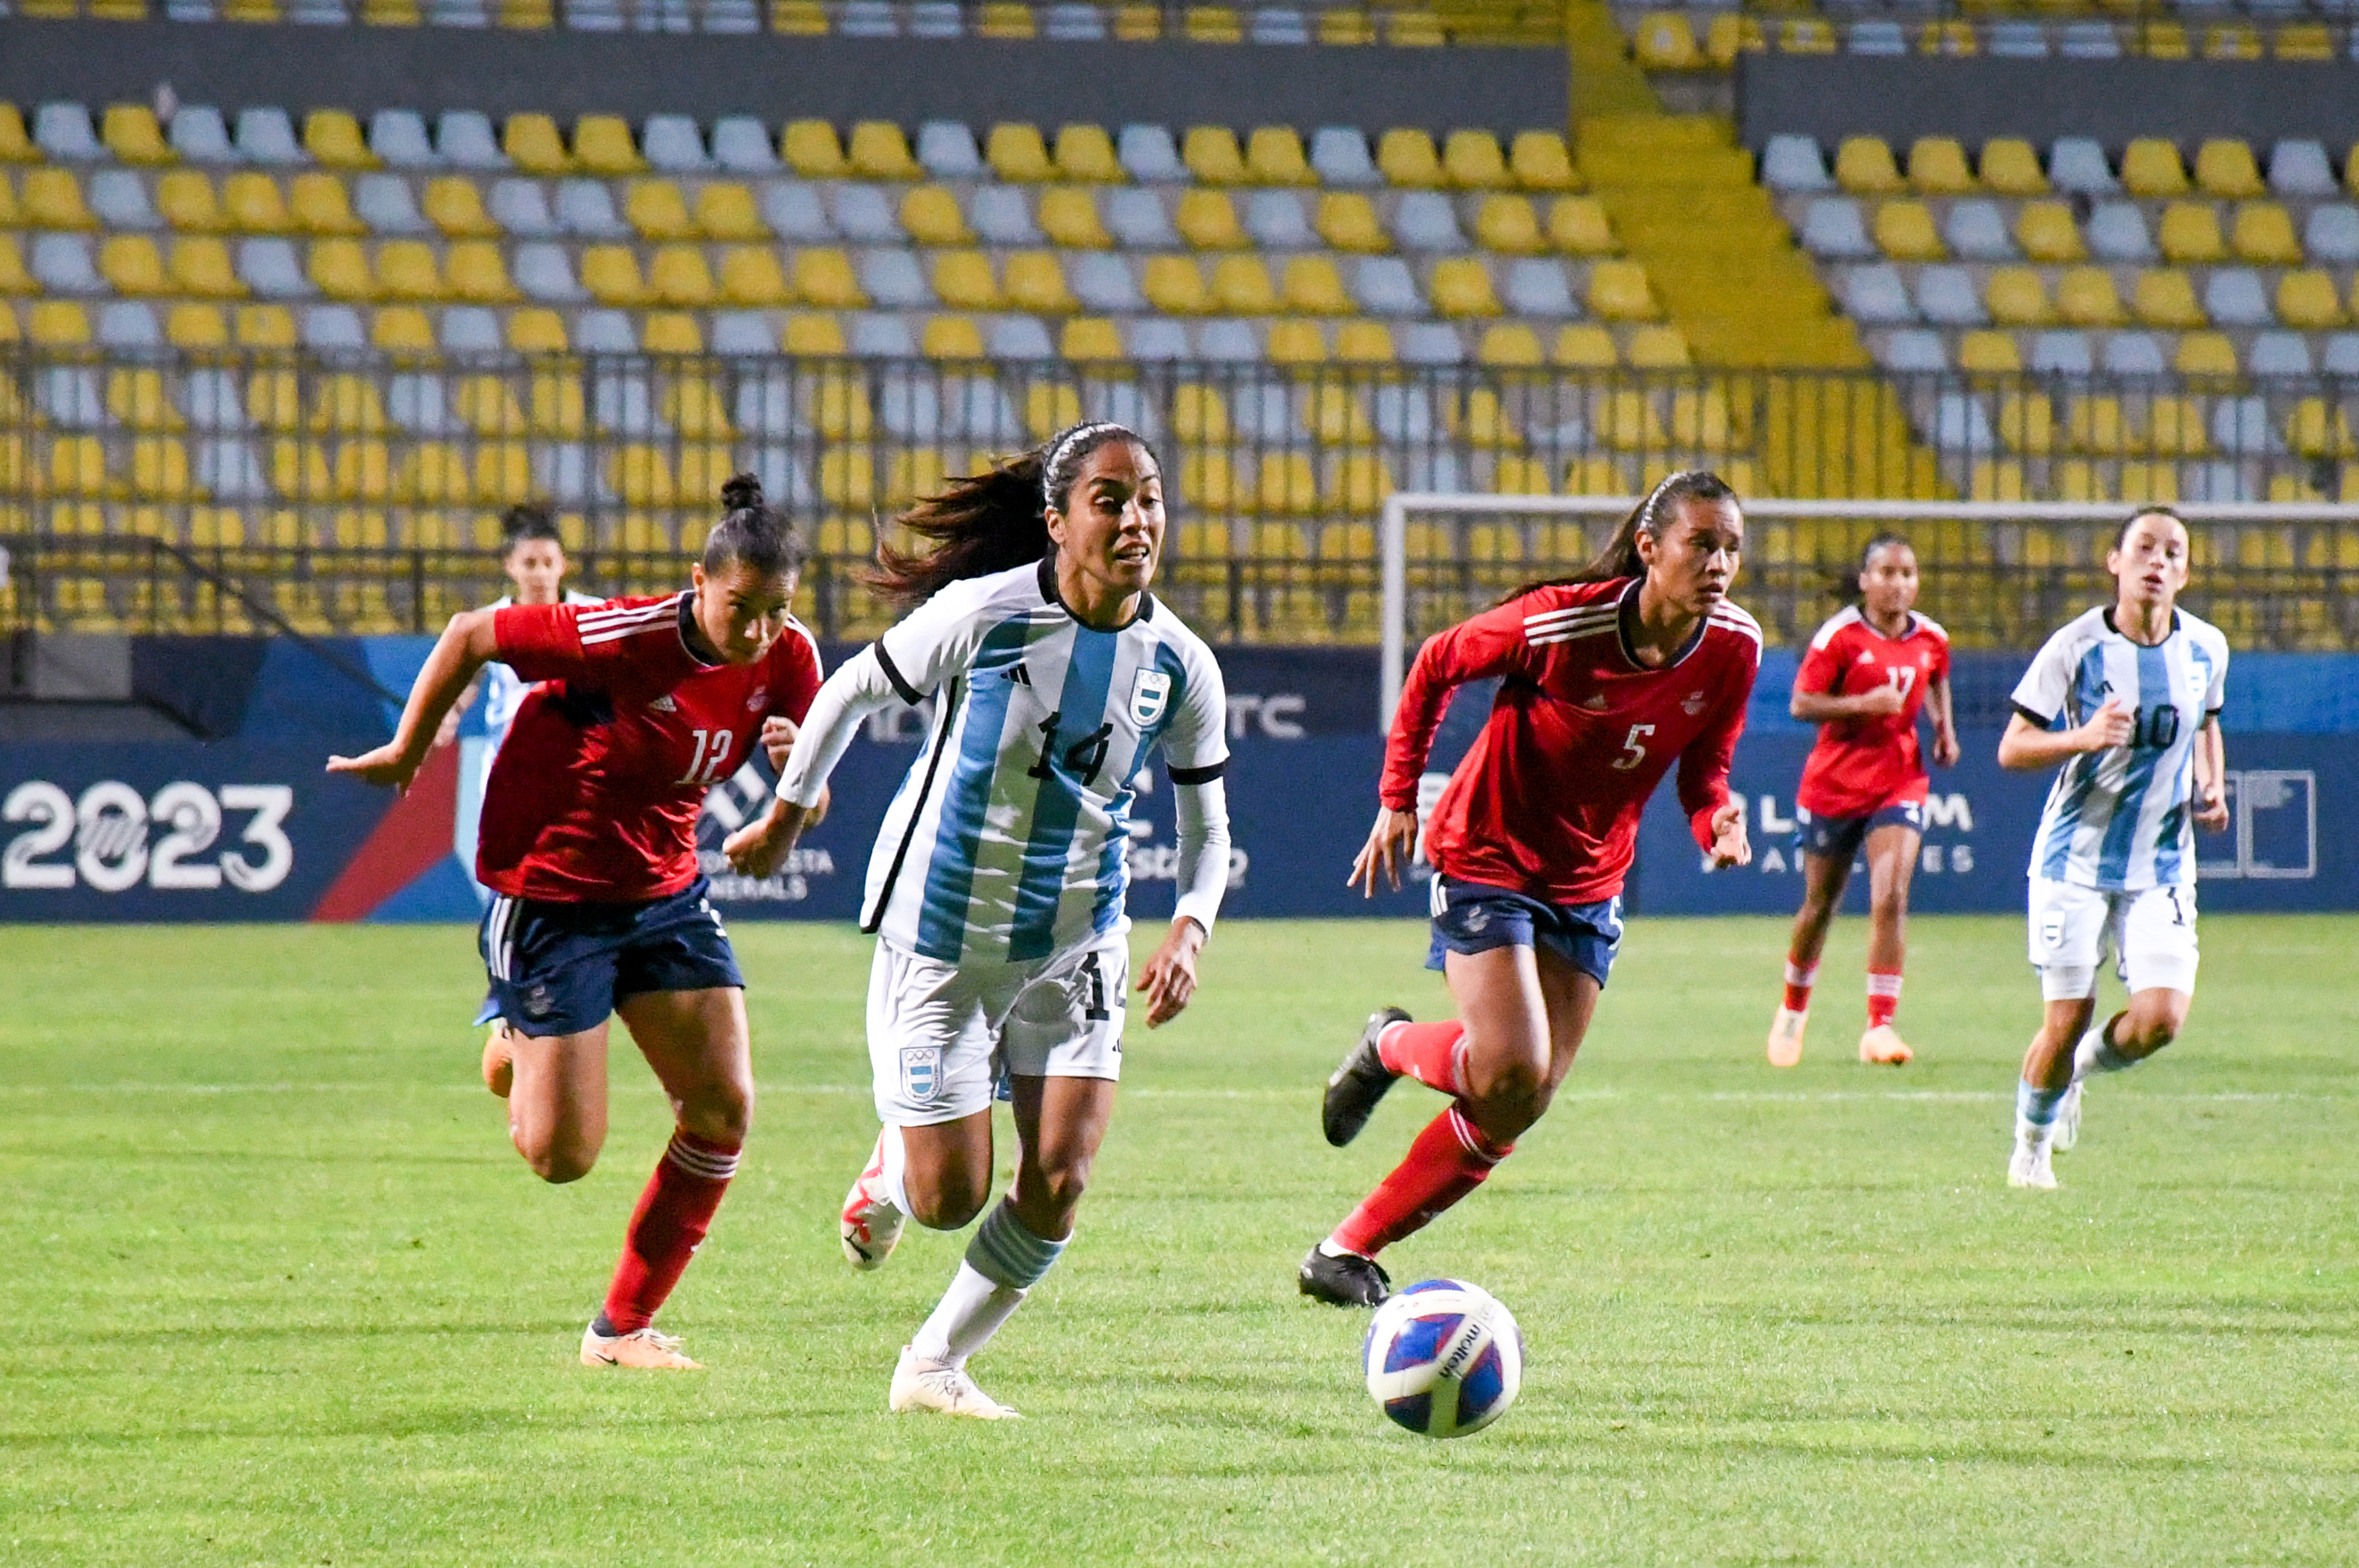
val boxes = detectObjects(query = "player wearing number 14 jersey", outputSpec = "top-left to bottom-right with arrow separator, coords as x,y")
330,475 -> 822,1368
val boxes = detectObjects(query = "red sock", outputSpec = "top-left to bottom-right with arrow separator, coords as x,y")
1783,958 -> 1818,1015
600,1129 -> 740,1334
1377,1019 -> 1470,1097
1866,969 -> 1903,1029
1330,1104 -> 1511,1258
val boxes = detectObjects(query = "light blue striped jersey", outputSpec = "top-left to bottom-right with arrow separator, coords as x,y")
2011,606 -> 2229,891
861,559 -> 1228,965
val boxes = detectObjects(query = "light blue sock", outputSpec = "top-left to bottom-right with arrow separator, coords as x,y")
966,1199 -> 1068,1289
2016,1078 -> 2068,1141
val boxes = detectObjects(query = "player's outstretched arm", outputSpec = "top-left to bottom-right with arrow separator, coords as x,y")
1790,684 -> 1905,723
1997,699 -> 2132,771
723,797 -> 813,880
1702,800 -> 1751,869
1347,807 -> 1421,896
1138,916 -> 1207,1029
2192,714 -> 2229,831
327,610 -> 500,792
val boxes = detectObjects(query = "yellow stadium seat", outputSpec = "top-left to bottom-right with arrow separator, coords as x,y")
643,312 -> 703,354
902,184 -> 972,245
508,308 -> 569,354
504,113 -> 572,174
1377,128 -> 1446,188
1475,194 -> 1543,254
1316,8 -> 1370,44
1918,18 -> 1976,54
24,169 -> 97,229
2195,139 -> 2265,198
933,250 -> 1003,311
1385,10 -> 1444,46
400,443 -> 474,506
794,249 -> 865,309
211,172 -> 290,235
235,304 -> 298,348
527,373 -> 589,437
1170,385 -> 1230,442
310,373 -> 392,434
478,443 -> 537,503
1835,136 -> 1905,194
100,235 -> 171,296
2057,267 -> 2126,327
2286,398 -> 2358,458
305,111 -> 377,169
2277,270 -> 2346,330
1430,258 -> 1500,317
1587,259 -> 1660,320
1262,320 -> 1324,366
454,375 -> 526,435
2174,331 -> 2238,377
1176,188 -> 1247,248
2204,24 -> 2262,60
579,245 -> 649,306
1281,254 -> 1352,315
1246,126 -> 1313,186
372,306 -> 435,352
108,369 -> 183,431
1548,196 -> 1616,255
419,177 -> 499,238
1986,267 -> 2053,327
782,312 -> 845,356
1039,187 -> 1111,248
720,246 -> 792,307
1633,11 -> 1702,70
978,1 -> 1034,36
988,124 -> 1056,182
782,119 -> 847,178
1668,385 -> 1735,447
848,121 -> 923,180
306,238 -> 373,300
1442,130 -> 1512,190
1210,254 -> 1278,313
2015,201 -> 2086,263
922,315 -> 986,360
1025,382 -> 1083,437
1006,251 -> 1077,313
697,183 -> 767,242
1997,391 -> 2056,454
574,116 -> 646,176
166,303 -> 228,348
2276,22 -> 2334,59
291,174 -> 367,236
1184,5 -> 1243,43
168,236 -> 244,299
2121,138 -> 2190,197
1553,323 -> 1619,367
0,105 -> 35,163
609,445 -> 676,507
2144,398 -> 2210,458
626,180 -> 699,241
1053,124 -> 1122,182
663,378 -> 733,439
374,240 -> 444,302
268,439 -> 331,500
649,245 -> 717,308
1980,138 -> 2048,195
1874,200 -> 1944,261
1061,317 -> 1124,360
242,364 -> 301,431
2231,202 -> 2302,265
1626,324 -> 1691,369
28,300 -> 92,346
1594,389 -> 1669,449
1325,452 -> 1391,509
447,240 -> 520,304
1254,450 -> 1320,510
1334,321 -> 1394,364
156,171 -> 225,232
1316,192 -> 1388,252
1779,16 -> 1837,52
1704,13 -> 1761,67
1957,329 -> 2020,373
1477,323 -> 1543,367
1908,136 -> 1976,194
2159,202 -> 2227,263
101,104 -> 175,166
0,239 -> 26,295
1183,126 -> 1247,185
1509,131 -> 1580,192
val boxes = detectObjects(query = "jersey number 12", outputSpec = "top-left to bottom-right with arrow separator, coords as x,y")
680,728 -> 735,784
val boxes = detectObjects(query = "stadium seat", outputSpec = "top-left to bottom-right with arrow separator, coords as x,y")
36,103 -> 105,163
2250,332 -> 2313,379
1041,188 -> 1112,248
2194,139 -> 2265,199
1105,187 -> 1177,247
1142,254 -> 1210,314
356,174 -> 432,234
439,111 -> 510,171
2159,203 -> 2228,264
1243,190 -> 1313,249
1069,252 -> 1143,311
903,185 -> 973,245
1351,256 -> 1422,315
2057,267 -> 2127,327
1317,193 -> 1388,253
918,121 -> 985,180
1310,127 -> 1380,187
370,110 -> 439,169
1980,138 -> 2048,195
167,105 -> 234,165
236,108 -> 308,167
1874,200 -> 1944,261
1391,192 -> 1464,250
1835,136 -> 1905,194
2278,270 -> 2348,330
2231,202 -> 2302,265
1247,127 -> 1315,186
103,106 -> 176,166
425,178 -> 501,238
2175,331 -> 2238,377
1916,266 -> 1985,327
1118,124 -> 1185,182
157,172 -> 226,232
2087,202 -> 2154,263
1475,195 -> 1542,254
1548,198 -> 1614,256
1843,265 -> 1914,325
1586,260 -> 1660,320
306,111 -> 379,169
1945,199 -> 2015,261
643,115 -> 712,173
782,119 -> 847,178
1177,189 -> 1248,248
25,169 -> 98,231
1633,12 -> 1702,70
2016,201 -> 2086,263
1511,132 -> 1579,192
1442,131 -> 1512,190
1909,137 -> 1976,194
2308,205 -> 2359,265
720,246 -> 792,306
1281,254 -> 1351,315
1761,135 -> 1832,193
2049,138 -> 2119,195
2135,269 -> 2206,329
575,116 -> 647,175
1986,267 -> 2053,327
2121,138 -> 2190,197
626,180 -> 701,241
1430,258 -> 1500,317
171,238 -> 246,299
292,175 -> 369,236
1376,129 -> 1445,188
1053,124 -> 1122,182
2204,268 -> 2272,327
848,121 -> 924,180
2268,139 -> 2337,198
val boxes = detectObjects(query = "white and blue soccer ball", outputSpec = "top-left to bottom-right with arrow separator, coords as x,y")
1363,1278 -> 1523,1438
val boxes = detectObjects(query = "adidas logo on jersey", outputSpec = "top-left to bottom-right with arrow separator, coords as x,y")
1004,664 -> 1033,686
1580,694 -> 1608,711
1856,650 -> 1877,664
648,695 -> 677,711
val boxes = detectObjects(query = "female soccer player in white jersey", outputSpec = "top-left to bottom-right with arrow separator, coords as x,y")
1998,506 -> 2229,1189
724,423 -> 1232,1419
1767,535 -> 1958,1068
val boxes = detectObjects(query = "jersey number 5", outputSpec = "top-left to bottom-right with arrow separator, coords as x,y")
680,728 -> 735,785
1610,723 -> 1656,771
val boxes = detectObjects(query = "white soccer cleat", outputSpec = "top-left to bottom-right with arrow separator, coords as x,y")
580,1322 -> 702,1369
1858,1023 -> 1914,1066
888,1346 -> 1021,1420
2007,1138 -> 2058,1190
2053,1082 -> 2082,1152
840,1132 -> 906,1270
1766,1006 -> 1808,1069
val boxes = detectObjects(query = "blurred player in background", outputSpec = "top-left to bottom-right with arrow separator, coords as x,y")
1304,470 -> 1758,1307
1998,506 -> 2229,1189
726,423 -> 1231,1420
1768,535 -> 1958,1069
330,477 -> 823,1367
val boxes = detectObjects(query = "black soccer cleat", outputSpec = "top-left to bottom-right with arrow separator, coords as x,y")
1298,1245 -> 1392,1307
1322,1006 -> 1411,1147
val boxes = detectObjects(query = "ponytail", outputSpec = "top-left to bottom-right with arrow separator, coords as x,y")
702,472 -> 807,579
1504,468 -> 1738,601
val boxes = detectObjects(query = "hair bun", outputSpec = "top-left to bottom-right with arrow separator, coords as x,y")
720,472 -> 765,513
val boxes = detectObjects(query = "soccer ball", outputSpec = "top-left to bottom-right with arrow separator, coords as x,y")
1362,1278 -> 1523,1438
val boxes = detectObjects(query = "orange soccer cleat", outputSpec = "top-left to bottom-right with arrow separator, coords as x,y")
482,1026 -> 514,1098
580,1322 -> 703,1369
1766,1006 -> 1808,1069
1858,1024 -> 1914,1066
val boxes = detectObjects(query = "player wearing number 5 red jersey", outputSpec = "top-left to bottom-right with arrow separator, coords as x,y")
1302,472 -> 1760,1307
1768,537 -> 1958,1070
329,475 -> 823,1368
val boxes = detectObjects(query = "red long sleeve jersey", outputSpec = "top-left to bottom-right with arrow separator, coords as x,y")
1793,606 -> 1950,819
1382,578 -> 1762,904
477,593 -> 823,903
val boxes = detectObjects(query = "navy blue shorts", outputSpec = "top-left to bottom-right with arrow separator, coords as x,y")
1425,875 -> 1625,988
477,876 -> 743,1038
1795,799 -> 1925,863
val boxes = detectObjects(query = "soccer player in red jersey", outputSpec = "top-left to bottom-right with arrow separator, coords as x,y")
1303,471 -> 1759,1307
1768,535 -> 1959,1069
328,476 -> 823,1368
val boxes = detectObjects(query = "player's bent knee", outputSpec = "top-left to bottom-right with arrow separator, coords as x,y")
528,1142 -> 600,1184
678,1083 -> 753,1145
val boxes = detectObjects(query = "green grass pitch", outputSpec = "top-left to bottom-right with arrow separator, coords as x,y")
5,915 -> 2356,1566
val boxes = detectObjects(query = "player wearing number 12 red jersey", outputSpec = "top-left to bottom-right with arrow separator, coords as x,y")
330,476 -> 821,1370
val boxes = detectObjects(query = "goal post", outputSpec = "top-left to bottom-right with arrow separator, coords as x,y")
1377,494 -> 2359,731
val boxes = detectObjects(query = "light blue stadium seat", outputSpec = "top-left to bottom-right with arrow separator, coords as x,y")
1124,318 -> 1190,360
1069,252 -> 1143,313
2049,137 -> 2120,195
302,306 -> 367,350
1228,381 -> 1293,444
1311,126 -> 1381,186
2100,331 -> 2165,375
2204,268 -> 2272,328
711,117 -> 780,174
2268,139 -> 2337,198
356,173 -> 431,235
734,370 -> 793,437
1928,392 -> 1995,452
642,115 -> 712,173
1118,124 -> 1185,183
97,301 -> 161,348
1353,256 -> 1423,316
749,448 -> 815,508
437,111 -> 508,170
1844,264 -> 1916,325
1042,2 -> 1107,38
709,312 -> 774,357
1391,191 -> 1465,250
2086,202 -> 2154,263
917,121 -> 983,180
989,317 -> 1056,359
234,107 -> 307,166
1372,383 -> 1436,441
1397,322 -> 1464,366
1760,134 -> 1832,193
1915,265 -> 1986,327
36,364 -> 103,427
184,369 -> 246,433
2058,20 -> 2119,57
1847,20 -> 1905,54
1198,320 -> 1260,362
834,185 -> 904,244
35,102 -> 105,162
555,179 -> 630,239
944,375 -> 1025,442
1104,187 -> 1176,247
2177,462 -> 2254,503
168,106 -> 236,163
574,309 -> 637,354
1249,7 -> 1310,43
439,306 -> 503,352
1799,198 -> 1874,260
2029,330 -> 2093,375
369,110 -> 439,169
236,238 -> 313,298
197,439 -> 270,499
2304,204 -> 2359,265
2323,333 -> 2359,377
2247,331 -> 2313,377
848,313 -> 915,357
837,0 -> 900,35
859,251 -> 932,309
2211,395 -> 2282,454
1986,20 -> 2048,55
514,243 -> 587,302
1944,198 -> 2015,261
489,178 -> 559,236
90,170 -> 160,230
388,371 -> 451,432
30,234 -> 103,294
1245,190 -> 1313,249
1503,259 -> 1577,317
762,184 -> 835,242
971,186 -> 1041,246
1876,328 -> 1947,372
909,2 -> 963,38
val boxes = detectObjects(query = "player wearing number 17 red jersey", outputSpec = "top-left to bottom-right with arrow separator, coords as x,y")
1301,472 -> 1760,1307
330,476 -> 821,1369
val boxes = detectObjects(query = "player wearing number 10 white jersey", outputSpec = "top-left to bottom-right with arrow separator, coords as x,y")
1997,507 -> 2231,1189
726,423 -> 1232,1420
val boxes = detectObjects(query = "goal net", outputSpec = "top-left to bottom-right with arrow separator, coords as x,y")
1377,494 -> 2359,730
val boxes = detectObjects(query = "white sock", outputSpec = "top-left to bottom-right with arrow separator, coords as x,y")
2071,1022 -> 2136,1082
877,1124 -> 913,1220
910,1262 -> 1028,1370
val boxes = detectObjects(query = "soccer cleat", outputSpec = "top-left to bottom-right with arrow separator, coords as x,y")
1858,1024 -> 1914,1066
2007,1139 -> 2058,1190
1298,1244 -> 1392,1307
1324,1006 -> 1410,1147
888,1346 -> 1021,1420
580,1322 -> 703,1369
2053,1081 -> 2082,1152
840,1133 -> 906,1270
1766,1006 -> 1808,1069
482,1027 -> 514,1098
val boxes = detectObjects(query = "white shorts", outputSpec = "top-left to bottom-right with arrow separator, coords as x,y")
865,931 -> 1129,1126
2028,877 -> 2200,1002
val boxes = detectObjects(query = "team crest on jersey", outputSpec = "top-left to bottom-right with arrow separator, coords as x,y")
1681,691 -> 1707,715
1129,669 -> 1172,726
900,1046 -> 942,1103
747,686 -> 767,711
648,694 -> 676,711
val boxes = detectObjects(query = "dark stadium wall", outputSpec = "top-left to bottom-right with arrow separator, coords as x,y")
0,18 -> 1570,134
1737,54 -> 2359,151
